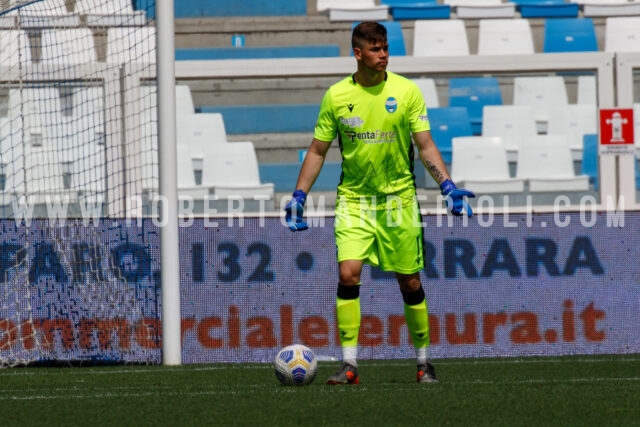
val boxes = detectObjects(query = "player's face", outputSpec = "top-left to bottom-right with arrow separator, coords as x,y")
354,40 -> 389,72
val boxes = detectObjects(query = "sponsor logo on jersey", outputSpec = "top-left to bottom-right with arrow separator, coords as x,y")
385,97 -> 397,113
345,129 -> 397,144
340,116 -> 364,128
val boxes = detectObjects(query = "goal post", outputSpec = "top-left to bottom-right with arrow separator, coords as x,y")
155,0 -> 181,366
0,0 -> 181,366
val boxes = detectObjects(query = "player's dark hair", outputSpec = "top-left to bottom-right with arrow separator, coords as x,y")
352,21 -> 387,50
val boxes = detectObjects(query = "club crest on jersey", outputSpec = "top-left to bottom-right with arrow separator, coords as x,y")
385,97 -> 397,113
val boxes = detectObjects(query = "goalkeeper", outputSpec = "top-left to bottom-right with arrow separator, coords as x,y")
285,21 -> 474,385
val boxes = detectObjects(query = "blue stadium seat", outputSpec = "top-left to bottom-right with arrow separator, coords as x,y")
544,18 -> 598,53
509,0 -> 578,18
581,134 -> 598,190
197,104 -> 320,134
351,21 -> 407,56
448,77 -> 503,135
180,0 -> 305,17
380,0 -> 451,20
427,107 -> 473,164
175,45 -> 340,60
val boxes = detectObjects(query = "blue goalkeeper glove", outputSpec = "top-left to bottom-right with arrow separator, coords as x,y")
440,179 -> 475,217
285,189 -> 308,231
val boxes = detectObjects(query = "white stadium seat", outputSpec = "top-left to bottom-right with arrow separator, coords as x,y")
106,27 -> 156,64
413,19 -> 469,57
512,76 -> 568,134
451,136 -> 524,193
0,30 -> 32,65
201,142 -> 274,201
605,17 -> 640,53
517,137 -> 589,192
445,0 -> 516,19
6,0 -> 80,28
317,0 -> 389,22
546,104 -> 597,160
482,105 -> 537,161
577,75 -> 597,106
75,0 -> 146,26
411,78 -> 440,108
40,28 -> 97,64
477,19 -> 534,56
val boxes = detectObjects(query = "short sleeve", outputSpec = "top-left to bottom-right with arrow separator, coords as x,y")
313,89 -> 338,143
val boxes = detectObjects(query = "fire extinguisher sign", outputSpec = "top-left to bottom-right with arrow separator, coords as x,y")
599,108 -> 635,155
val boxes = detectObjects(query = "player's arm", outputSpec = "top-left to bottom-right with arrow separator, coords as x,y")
413,130 -> 450,186
294,138 -> 332,194
285,138 -> 331,231
413,130 -> 475,217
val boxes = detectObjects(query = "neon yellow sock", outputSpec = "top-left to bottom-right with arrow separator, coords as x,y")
336,296 -> 361,350
404,300 -> 430,350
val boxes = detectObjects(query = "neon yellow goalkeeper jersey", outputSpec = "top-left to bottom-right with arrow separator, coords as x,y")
314,71 -> 430,209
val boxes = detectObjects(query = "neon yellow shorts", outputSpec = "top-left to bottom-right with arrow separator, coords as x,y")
334,201 -> 424,274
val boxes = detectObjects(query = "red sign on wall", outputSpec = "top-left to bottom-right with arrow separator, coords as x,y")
599,108 -> 635,155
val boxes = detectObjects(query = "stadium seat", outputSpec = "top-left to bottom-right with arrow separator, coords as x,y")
200,142 -> 275,202
176,142 -> 208,200
413,19 -> 469,57
0,30 -> 31,65
137,85 -> 158,195
177,113 -> 229,160
512,76 -> 568,134
317,0 -> 389,22
106,26 -> 156,64
444,0 -> 516,19
581,133 -> 598,190
577,75 -> 597,105
172,0 -> 306,18
21,87 -> 63,149
477,19 -> 534,56
24,146 -> 78,204
40,28 -> 97,64
175,85 -> 195,115
197,104 -> 320,134
543,18 -> 598,53
510,0 -> 579,18
75,0 -> 146,26
605,17 -> 640,53
381,0 -> 451,20
575,0 -> 640,17
448,77 -> 503,135
411,77 -> 440,108
546,104 -> 597,160
517,139 -> 589,192
482,105 -> 537,161
68,141 -> 106,201
451,136 -> 524,193
0,90 -> 25,203
175,45 -> 341,60
427,107 -> 473,164
6,0 -> 80,28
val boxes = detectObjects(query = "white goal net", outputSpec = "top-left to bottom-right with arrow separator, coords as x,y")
0,0 -> 160,366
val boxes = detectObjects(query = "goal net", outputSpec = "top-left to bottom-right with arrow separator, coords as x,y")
0,0 -> 160,366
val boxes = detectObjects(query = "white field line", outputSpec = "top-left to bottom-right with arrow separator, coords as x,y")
1,376 -> 640,401
1,355 -> 640,377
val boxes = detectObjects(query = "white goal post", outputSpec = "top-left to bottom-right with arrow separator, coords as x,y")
0,0 -> 181,366
155,0 -> 181,366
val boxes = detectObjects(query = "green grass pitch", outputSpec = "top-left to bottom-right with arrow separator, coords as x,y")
1,355 -> 639,426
